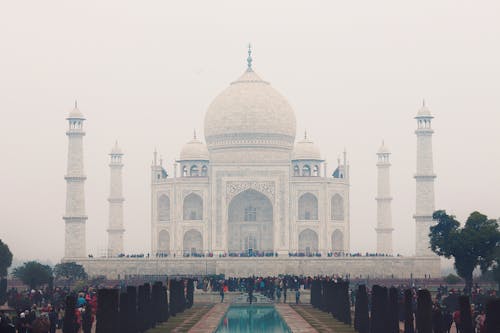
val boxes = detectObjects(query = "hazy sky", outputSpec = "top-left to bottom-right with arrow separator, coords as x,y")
1,1 -> 499,263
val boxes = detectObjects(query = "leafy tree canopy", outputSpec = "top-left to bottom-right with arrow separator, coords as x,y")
0,239 -> 13,277
430,210 -> 500,292
13,261 -> 53,290
54,262 -> 87,280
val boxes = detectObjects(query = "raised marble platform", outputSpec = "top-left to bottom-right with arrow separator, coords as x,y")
65,256 -> 440,279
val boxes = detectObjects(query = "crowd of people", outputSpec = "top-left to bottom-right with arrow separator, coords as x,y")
1,275 -> 499,333
96,251 -> 403,259
0,286 -> 97,333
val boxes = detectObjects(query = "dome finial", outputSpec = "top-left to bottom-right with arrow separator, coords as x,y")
304,130 -> 308,140
247,43 -> 253,71
422,99 -> 426,107
74,99 -> 78,109
193,129 -> 197,140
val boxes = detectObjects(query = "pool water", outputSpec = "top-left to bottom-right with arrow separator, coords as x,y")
215,305 -> 291,333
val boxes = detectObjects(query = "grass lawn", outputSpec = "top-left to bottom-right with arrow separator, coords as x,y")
146,304 -> 213,333
291,304 -> 356,333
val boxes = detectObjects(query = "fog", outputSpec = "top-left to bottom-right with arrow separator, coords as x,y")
1,0 -> 499,263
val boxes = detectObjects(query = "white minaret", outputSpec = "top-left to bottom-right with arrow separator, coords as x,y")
63,102 -> 87,258
375,141 -> 393,254
414,101 -> 436,256
107,141 -> 125,257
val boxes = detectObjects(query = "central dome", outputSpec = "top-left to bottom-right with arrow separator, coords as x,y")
204,69 -> 296,150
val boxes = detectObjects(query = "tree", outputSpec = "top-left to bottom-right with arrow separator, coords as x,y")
490,246 -> 500,291
54,262 -> 87,281
430,210 -> 500,293
0,239 -> 13,277
444,273 -> 462,285
13,261 -> 53,289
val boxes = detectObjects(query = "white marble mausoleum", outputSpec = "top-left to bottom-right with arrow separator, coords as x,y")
63,48 -> 440,278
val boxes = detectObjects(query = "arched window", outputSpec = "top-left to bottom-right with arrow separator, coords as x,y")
183,229 -> 203,255
182,166 -> 188,177
293,165 -> 300,176
190,165 -> 199,177
332,230 -> 344,252
298,193 -> 318,220
158,230 -> 170,254
158,194 -> 170,221
302,165 -> 311,177
313,165 -> 319,177
183,193 -> 203,220
331,194 -> 344,220
201,165 -> 208,177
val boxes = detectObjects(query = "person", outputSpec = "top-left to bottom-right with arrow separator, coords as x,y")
276,287 -> 282,303
81,304 -> 93,333
295,289 -> 300,304
432,304 -> 443,333
442,308 -> 453,333
283,283 -> 287,303
453,309 -> 461,333
219,286 -> 224,303
16,312 -> 28,333
48,307 -> 57,333
57,307 -> 64,330
475,310 -> 485,333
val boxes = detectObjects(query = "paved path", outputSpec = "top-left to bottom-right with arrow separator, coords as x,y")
188,303 -> 229,333
275,303 -> 318,333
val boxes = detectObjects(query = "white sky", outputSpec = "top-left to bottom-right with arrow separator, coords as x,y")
1,0 -> 499,263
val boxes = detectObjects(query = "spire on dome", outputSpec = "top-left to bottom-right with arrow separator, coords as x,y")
68,100 -> 85,119
193,129 -> 197,140
378,140 -> 390,154
416,99 -> 433,118
304,130 -> 308,140
247,43 -> 253,71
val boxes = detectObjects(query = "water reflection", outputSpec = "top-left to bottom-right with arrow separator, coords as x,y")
215,305 -> 291,333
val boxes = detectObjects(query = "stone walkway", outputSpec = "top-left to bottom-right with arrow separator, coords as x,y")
275,303 -> 318,333
188,303 -> 229,333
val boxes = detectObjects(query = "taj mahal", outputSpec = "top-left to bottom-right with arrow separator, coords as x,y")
62,47 -> 440,278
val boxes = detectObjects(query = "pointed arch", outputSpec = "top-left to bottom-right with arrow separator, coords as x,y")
298,229 -> 318,255
158,230 -> 170,254
298,193 -> 318,220
201,165 -> 208,177
302,165 -> 311,176
158,194 -> 170,221
183,229 -> 203,255
183,193 -> 203,220
331,194 -> 344,220
332,230 -> 344,252
293,165 -> 300,176
227,189 -> 273,253
190,165 -> 199,177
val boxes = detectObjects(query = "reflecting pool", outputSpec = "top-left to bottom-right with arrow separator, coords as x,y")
215,305 -> 291,333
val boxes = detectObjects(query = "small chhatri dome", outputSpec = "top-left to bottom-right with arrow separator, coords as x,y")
68,100 -> 85,119
293,132 -> 322,160
416,100 -> 433,117
110,141 -> 123,155
204,46 -> 297,150
179,131 -> 209,161
377,140 -> 390,154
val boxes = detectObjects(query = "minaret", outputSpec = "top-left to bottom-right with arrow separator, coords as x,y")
375,141 -> 393,254
107,141 -> 125,257
63,101 -> 87,258
414,101 -> 436,256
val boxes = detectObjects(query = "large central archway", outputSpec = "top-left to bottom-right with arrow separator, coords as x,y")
228,189 -> 273,253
